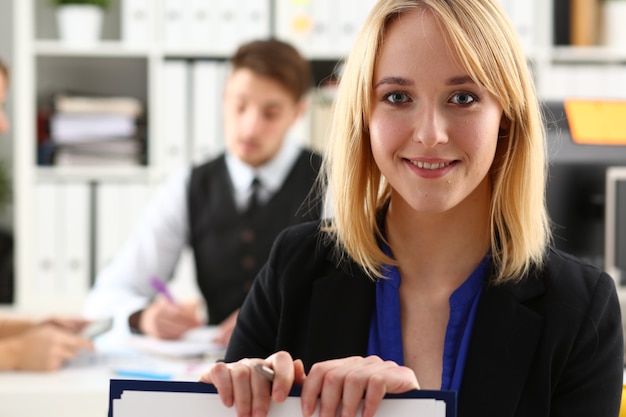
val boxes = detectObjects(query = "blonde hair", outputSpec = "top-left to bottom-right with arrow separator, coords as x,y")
321,0 -> 550,285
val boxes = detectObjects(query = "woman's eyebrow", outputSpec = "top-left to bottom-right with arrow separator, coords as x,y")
446,75 -> 475,86
373,75 -> 475,89
373,76 -> 413,89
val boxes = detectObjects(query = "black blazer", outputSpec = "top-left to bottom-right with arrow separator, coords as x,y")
225,221 -> 624,417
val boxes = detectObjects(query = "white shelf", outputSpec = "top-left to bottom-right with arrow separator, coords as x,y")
34,40 -> 153,58
161,48 -> 232,60
551,46 -> 626,64
35,166 -> 151,182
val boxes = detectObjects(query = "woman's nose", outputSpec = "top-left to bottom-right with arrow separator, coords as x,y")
412,105 -> 448,147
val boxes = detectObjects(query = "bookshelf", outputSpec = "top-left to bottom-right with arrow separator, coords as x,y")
9,0 -> 359,314
7,0 -> 626,314
541,0 -> 626,99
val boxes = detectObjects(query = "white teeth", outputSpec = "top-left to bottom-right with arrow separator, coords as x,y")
412,161 -> 451,170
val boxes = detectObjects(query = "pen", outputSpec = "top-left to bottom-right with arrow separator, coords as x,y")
150,276 -> 178,305
254,363 -> 275,382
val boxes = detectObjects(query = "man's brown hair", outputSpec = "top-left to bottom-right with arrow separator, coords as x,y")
231,39 -> 311,103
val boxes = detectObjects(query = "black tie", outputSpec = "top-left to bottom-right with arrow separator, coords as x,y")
246,177 -> 261,216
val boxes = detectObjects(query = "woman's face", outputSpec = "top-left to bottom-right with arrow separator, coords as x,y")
0,72 -> 8,135
369,8 -> 504,216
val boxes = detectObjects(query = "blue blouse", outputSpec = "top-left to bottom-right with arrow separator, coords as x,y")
367,251 -> 490,391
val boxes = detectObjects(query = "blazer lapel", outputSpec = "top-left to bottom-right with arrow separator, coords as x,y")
458,278 -> 545,416
305,265 -> 376,367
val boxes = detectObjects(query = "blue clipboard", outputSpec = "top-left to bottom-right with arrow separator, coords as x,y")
109,378 -> 457,417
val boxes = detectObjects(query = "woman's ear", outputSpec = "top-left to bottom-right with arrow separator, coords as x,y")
499,114 -> 511,138
500,113 -> 511,129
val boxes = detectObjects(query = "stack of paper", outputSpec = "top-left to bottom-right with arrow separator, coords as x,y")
48,93 -> 146,167
54,94 -> 143,118
54,138 -> 145,166
50,114 -> 137,143
109,379 -> 456,417
126,326 -> 226,358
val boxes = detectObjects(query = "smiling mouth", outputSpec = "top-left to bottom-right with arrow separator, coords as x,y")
409,160 -> 452,170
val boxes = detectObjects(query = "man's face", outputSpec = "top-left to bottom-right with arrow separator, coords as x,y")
222,68 -> 304,167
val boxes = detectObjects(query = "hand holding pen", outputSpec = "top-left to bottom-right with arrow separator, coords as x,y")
200,352 -> 419,417
150,276 -> 179,305
200,351 -> 307,417
139,276 -> 202,340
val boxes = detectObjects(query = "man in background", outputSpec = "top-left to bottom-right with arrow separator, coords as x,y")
84,39 -> 324,346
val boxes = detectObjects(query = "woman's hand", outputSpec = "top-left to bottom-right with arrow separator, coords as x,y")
12,324 -> 93,371
301,356 -> 420,417
40,316 -> 91,333
200,351 -> 306,417
200,354 -> 419,417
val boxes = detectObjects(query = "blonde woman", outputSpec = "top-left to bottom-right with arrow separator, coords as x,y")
201,1 -> 623,416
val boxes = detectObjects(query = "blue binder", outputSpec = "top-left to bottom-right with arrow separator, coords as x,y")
109,378 -> 457,417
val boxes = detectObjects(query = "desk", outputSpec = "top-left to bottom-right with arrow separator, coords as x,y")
0,328 -> 224,417
0,364 -> 112,416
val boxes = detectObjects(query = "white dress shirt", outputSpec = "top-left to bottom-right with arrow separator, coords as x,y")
83,137 -> 304,332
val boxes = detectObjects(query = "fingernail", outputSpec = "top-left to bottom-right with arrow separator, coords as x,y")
273,389 -> 286,402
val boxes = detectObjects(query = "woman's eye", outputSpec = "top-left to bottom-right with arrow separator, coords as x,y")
450,92 -> 476,105
384,92 -> 409,104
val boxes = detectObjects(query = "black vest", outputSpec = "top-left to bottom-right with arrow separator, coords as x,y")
188,150 -> 323,324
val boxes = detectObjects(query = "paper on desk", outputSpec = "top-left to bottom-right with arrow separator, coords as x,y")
110,380 -> 454,417
113,392 -> 444,417
126,326 -> 226,358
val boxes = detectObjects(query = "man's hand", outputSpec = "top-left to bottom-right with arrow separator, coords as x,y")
140,297 -> 202,339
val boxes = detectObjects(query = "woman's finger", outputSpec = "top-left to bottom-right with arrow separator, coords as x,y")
249,360 -> 273,417
301,357 -> 361,417
230,361 -> 255,417
266,351 -> 297,403
202,362 -> 235,407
